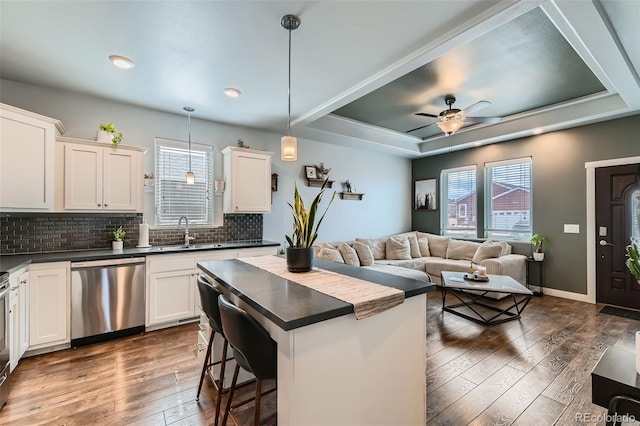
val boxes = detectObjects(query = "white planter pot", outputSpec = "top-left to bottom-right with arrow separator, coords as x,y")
96,130 -> 112,143
112,241 -> 124,250
533,252 -> 544,261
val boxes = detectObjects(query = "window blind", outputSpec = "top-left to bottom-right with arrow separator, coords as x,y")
155,139 -> 214,226
441,165 -> 477,237
484,157 -> 532,240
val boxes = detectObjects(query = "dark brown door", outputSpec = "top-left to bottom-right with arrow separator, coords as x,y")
596,164 -> 640,308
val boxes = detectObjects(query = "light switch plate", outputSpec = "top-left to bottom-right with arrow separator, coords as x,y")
564,224 -> 580,233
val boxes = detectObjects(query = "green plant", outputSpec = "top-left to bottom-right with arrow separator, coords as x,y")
99,122 -> 123,146
285,181 -> 336,248
626,213 -> 640,282
531,234 -> 547,253
107,226 -> 126,242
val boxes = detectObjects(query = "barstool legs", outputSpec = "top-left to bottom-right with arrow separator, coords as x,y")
196,329 -> 215,401
214,339 -> 229,426
221,364 -> 241,426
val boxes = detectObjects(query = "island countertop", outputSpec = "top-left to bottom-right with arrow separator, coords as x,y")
197,257 -> 435,331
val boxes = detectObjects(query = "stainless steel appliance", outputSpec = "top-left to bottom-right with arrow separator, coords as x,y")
0,272 -> 11,410
71,258 -> 145,347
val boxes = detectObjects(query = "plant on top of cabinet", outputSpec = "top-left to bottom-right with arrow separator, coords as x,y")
98,123 -> 123,146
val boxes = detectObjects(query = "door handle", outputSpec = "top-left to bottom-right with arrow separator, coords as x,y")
599,240 -> 614,246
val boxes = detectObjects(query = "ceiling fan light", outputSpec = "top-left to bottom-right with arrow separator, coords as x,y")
437,119 -> 464,135
281,135 -> 297,161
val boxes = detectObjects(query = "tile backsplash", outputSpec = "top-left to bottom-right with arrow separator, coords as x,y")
0,213 -> 263,254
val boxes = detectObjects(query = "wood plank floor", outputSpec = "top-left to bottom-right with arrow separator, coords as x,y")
1,290 -> 638,425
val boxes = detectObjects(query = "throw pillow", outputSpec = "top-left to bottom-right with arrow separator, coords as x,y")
498,240 -> 512,256
422,233 -> 450,258
352,241 -> 374,266
407,235 -> 421,258
355,238 -> 386,260
417,235 -> 430,257
472,241 -> 503,264
316,247 -> 344,263
446,240 -> 481,261
385,237 -> 412,260
338,243 -> 360,267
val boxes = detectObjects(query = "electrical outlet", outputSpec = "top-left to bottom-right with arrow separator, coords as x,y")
564,224 -> 580,233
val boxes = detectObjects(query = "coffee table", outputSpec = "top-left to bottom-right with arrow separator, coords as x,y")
441,271 -> 533,325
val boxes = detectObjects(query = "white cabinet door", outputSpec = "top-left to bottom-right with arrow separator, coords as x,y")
8,274 -> 19,372
147,270 -> 196,326
29,266 -> 69,348
18,272 -> 29,358
103,148 -> 139,211
222,147 -> 272,213
64,144 -> 103,210
0,105 -> 61,211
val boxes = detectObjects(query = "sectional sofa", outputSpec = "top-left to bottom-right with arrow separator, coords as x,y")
313,231 -> 527,286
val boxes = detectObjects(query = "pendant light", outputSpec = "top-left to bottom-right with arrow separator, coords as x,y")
183,106 -> 195,184
281,14 -> 300,162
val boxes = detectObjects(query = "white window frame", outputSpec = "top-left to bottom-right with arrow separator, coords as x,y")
440,165 -> 477,238
484,157 -> 532,241
154,138 -> 214,227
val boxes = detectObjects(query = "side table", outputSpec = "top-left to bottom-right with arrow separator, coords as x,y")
591,347 -> 640,425
525,257 -> 544,296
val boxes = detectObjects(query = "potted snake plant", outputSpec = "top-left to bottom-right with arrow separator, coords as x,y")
285,180 -> 335,272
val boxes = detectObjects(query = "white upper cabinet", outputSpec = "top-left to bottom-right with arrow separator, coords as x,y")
56,137 -> 144,212
222,146 -> 272,213
0,103 -> 65,211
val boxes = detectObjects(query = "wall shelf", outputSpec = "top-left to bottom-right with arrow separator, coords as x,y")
339,192 -> 364,200
306,178 -> 334,188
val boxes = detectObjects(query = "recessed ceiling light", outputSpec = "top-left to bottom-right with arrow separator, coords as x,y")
109,55 -> 135,69
224,88 -> 241,98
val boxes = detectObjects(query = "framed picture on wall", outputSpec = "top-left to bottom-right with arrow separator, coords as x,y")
415,178 -> 437,211
305,165 -> 317,179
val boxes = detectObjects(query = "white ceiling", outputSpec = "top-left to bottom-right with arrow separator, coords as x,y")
1,0 -> 639,158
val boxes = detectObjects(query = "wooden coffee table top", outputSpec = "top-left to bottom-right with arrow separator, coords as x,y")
441,271 -> 533,295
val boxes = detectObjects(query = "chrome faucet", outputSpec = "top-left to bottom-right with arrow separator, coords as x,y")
178,216 -> 195,246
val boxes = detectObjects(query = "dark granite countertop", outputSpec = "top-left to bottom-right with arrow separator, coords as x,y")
0,240 -> 279,274
197,257 -> 435,331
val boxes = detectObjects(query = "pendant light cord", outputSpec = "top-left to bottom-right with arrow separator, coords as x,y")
287,26 -> 292,136
188,112 -> 192,170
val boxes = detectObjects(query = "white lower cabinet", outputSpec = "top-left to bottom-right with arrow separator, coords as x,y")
9,270 -> 29,372
146,246 -> 274,329
28,263 -> 69,349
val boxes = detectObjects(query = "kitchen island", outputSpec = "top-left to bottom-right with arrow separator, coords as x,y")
198,257 -> 434,425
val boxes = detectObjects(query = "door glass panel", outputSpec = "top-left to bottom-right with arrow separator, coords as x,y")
632,189 -> 640,241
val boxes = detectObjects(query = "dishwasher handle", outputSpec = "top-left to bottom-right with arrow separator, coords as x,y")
71,257 -> 146,269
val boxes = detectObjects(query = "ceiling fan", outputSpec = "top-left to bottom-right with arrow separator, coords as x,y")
407,94 -> 501,136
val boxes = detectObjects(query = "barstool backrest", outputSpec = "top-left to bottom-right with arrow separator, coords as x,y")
218,294 -> 276,380
197,275 -> 224,334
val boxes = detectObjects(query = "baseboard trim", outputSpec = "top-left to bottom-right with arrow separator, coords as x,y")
537,286 -> 591,303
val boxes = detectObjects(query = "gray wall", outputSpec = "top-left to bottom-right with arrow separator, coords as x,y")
413,115 -> 640,294
1,79 -> 412,247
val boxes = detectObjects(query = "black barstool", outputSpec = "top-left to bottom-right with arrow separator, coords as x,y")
196,275 -> 230,426
218,294 -> 277,426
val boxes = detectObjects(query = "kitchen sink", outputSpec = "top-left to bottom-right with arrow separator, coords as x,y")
157,243 -> 224,251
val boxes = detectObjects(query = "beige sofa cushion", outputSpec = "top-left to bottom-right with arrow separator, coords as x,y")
356,238 -> 386,260
498,240 -> 512,256
417,235 -> 430,257
352,241 -> 374,266
391,232 -> 421,258
446,240 -> 481,261
386,237 -> 412,260
419,233 -> 450,258
316,247 -> 344,263
472,241 -> 503,264
338,243 -> 360,267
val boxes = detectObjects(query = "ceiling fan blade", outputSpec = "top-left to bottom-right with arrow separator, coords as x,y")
406,122 -> 436,133
464,116 -> 501,124
414,112 -> 439,118
462,100 -> 491,115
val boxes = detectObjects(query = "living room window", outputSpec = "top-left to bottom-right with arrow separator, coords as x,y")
484,157 -> 532,240
441,165 -> 477,238
155,138 -> 214,226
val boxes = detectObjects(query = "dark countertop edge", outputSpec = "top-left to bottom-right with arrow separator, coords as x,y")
197,257 -> 434,331
200,263 -> 354,331
0,240 -> 280,274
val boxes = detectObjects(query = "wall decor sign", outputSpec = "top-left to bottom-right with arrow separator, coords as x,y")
305,165 -> 317,179
415,178 -> 437,211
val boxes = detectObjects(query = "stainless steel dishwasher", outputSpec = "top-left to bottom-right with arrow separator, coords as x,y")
70,257 -> 145,347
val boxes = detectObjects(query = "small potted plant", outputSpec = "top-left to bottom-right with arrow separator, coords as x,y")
108,226 -> 127,250
97,123 -> 123,147
531,234 -> 548,261
285,181 -> 335,272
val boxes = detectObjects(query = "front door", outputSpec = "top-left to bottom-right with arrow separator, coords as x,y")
596,164 -> 640,308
